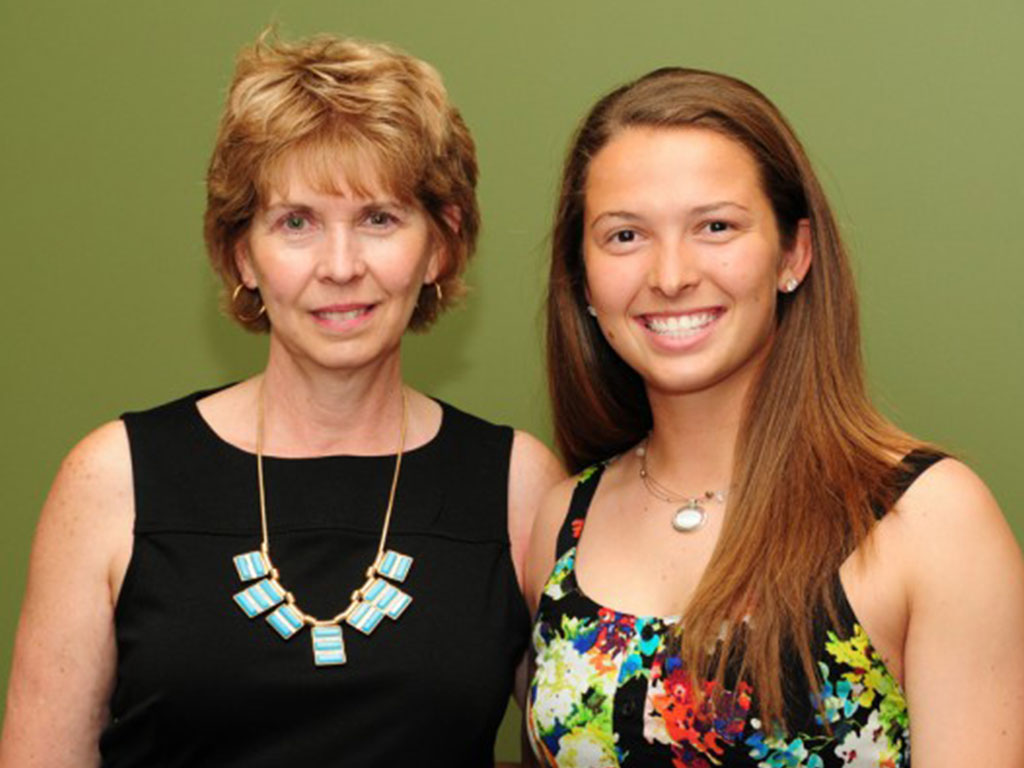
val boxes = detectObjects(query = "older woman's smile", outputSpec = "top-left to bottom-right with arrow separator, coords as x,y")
311,303 -> 376,331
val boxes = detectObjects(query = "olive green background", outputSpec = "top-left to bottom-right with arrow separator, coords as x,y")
1,0 -> 1021,758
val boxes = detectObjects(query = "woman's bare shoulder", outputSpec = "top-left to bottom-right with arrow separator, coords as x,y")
895,457 -> 1009,539
36,420 -> 135,583
893,456 -> 1022,603
47,420 -> 134,523
523,471 -> 585,613
507,431 -> 566,593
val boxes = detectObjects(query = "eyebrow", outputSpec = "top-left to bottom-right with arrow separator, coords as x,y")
590,201 -> 750,226
265,198 -> 413,212
262,202 -> 314,216
590,210 -> 644,226
690,201 -> 750,215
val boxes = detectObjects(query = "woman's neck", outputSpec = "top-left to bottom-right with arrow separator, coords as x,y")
644,369 -> 752,495
256,339 -> 407,457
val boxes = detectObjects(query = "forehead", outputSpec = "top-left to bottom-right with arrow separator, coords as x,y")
585,126 -> 766,212
259,141 -> 412,206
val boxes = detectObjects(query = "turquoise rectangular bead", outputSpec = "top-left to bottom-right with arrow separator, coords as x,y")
377,550 -> 413,583
232,551 -> 269,582
312,625 -> 346,666
266,604 -> 303,639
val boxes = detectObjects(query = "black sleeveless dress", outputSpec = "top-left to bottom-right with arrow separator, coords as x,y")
101,390 -> 528,767
528,452 -> 943,767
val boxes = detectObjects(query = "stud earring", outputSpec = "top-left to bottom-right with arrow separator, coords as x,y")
586,304 -> 598,317
783,278 -> 799,293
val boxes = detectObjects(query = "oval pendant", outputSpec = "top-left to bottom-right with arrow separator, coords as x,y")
672,505 -> 707,532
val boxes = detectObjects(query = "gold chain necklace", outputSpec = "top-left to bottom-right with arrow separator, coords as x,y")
636,439 -> 727,533
230,382 -> 415,666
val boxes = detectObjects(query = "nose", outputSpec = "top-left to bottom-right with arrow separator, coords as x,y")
315,227 -> 366,283
648,238 -> 699,296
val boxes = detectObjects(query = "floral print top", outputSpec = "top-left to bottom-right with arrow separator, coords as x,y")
528,454 -> 941,768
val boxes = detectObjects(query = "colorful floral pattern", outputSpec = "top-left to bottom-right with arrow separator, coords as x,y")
528,468 -> 911,768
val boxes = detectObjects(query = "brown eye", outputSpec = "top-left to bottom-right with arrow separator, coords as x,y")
708,221 -> 729,233
613,230 -> 637,243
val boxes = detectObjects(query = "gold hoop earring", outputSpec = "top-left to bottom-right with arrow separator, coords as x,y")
231,283 -> 266,323
433,282 -> 443,303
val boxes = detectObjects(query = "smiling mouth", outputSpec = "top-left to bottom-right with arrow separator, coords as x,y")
312,306 -> 373,322
642,309 -> 722,337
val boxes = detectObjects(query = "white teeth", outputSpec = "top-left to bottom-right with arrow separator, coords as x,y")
317,308 -> 368,321
646,311 -> 717,336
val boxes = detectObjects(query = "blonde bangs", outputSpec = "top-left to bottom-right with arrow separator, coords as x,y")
256,122 -> 421,208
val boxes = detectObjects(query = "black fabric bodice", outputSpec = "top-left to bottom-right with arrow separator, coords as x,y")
101,389 -> 527,767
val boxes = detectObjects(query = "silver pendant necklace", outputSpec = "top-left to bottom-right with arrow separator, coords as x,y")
636,440 -> 727,533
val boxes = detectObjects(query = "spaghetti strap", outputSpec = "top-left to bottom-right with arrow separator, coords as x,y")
871,449 -> 947,520
553,464 -> 606,560
894,449 -> 946,492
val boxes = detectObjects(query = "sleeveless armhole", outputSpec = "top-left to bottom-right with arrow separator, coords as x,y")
554,464 -> 606,560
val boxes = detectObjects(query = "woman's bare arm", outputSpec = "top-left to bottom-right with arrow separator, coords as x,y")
515,476 -> 578,767
0,421 -> 134,768
503,432 -> 565,767
899,459 -> 1024,766
507,430 -> 566,600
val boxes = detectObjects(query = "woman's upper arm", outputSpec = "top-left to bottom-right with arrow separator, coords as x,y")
900,459 -> 1024,766
516,474 -> 576,758
507,430 -> 566,596
0,420 -> 135,768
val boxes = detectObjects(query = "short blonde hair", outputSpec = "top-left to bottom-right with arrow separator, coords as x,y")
204,31 -> 480,332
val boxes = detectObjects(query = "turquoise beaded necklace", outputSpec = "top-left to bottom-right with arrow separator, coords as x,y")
230,382 -> 415,666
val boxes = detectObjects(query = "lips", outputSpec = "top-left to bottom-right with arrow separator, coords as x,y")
310,303 -> 376,329
313,306 -> 371,322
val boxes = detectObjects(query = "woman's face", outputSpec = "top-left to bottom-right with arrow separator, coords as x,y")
582,126 -> 809,398
236,152 -> 441,374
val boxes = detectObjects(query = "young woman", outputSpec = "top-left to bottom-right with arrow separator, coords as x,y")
0,32 -> 562,767
525,68 -> 1024,767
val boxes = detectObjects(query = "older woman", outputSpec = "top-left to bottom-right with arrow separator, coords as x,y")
525,68 -> 1024,766
0,33 -> 562,767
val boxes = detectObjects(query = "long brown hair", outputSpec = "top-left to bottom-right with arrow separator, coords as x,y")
546,67 -> 921,726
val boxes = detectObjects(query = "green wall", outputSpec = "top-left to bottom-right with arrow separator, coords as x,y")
2,0 -> 1021,759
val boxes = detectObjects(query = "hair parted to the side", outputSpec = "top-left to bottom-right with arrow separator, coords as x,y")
204,29 -> 480,332
547,67 -> 927,728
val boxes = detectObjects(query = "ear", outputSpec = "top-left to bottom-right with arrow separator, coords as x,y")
777,219 -> 813,291
424,205 -> 461,285
234,238 -> 258,289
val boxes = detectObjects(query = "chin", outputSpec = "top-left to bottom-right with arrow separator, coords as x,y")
646,374 -> 720,397
641,356 -> 753,398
